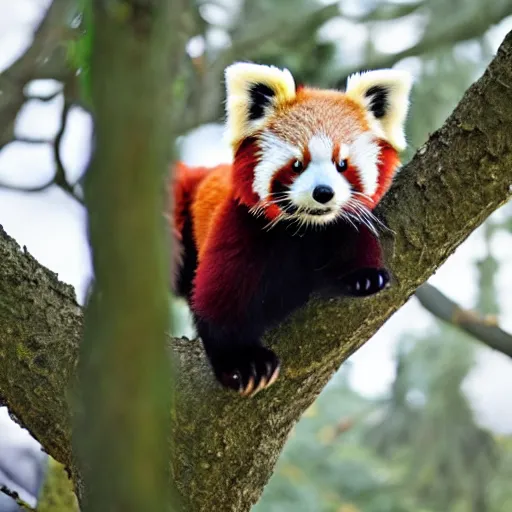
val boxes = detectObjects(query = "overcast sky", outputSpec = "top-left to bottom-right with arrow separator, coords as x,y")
1,1 -> 512,449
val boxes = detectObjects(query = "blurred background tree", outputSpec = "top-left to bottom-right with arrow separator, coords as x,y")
1,0 -> 512,510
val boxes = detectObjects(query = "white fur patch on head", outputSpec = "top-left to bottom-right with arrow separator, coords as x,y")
252,131 -> 302,200
350,132 -> 381,197
345,69 -> 413,152
225,62 -> 296,150
308,133 -> 333,162
339,144 -> 350,160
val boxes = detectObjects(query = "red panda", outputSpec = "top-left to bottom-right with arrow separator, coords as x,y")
171,63 -> 412,396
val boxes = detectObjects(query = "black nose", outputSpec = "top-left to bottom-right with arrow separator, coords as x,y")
312,185 -> 334,204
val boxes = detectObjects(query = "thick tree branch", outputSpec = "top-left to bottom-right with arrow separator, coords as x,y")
0,27 -> 511,512
415,283 -> 512,359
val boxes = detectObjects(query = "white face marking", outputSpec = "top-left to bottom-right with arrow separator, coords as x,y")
350,132 -> 380,197
250,131 -> 381,227
339,144 -> 350,161
308,133 -> 333,162
287,133 -> 351,225
252,132 -> 302,200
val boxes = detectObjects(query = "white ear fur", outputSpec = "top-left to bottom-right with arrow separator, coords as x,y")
225,62 -> 296,148
345,69 -> 413,152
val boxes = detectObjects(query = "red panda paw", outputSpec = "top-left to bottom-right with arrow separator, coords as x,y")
212,346 -> 280,397
339,268 -> 391,297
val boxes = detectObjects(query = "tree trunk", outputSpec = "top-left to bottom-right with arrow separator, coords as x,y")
74,1 -> 186,511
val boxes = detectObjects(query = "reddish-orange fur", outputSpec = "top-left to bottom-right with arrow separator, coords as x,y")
172,162 -> 232,260
191,165 -> 232,258
172,88 -> 400,261
170,70 -> 409,394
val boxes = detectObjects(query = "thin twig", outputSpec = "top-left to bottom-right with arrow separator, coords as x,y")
53,99 -> 72,191
0,179 -> 55,193
343,1 -> 423,22
0,97 -> 85,203
0,96 -> 85,203
52,92 -> 85,205
24,91 -> 62,103
415,283 -> 512,359
0,485 -> 36,512
332,0 -> 512,88
15,136 -> 52,145
0,0 -> 73,150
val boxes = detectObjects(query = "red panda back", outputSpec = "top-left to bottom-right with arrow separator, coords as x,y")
172,162 -> 232,260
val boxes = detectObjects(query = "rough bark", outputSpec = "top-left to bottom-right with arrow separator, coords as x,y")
0,28 -> 511,512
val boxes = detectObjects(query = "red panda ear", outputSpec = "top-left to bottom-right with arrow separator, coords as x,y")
345,69 -> 413,152
224,63 -> 296,149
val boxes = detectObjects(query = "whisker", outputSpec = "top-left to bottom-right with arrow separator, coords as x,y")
346,200 -> 378,235
352,198 -> 394,234
352,190 -> 374,203
345,195 -> 394,236
268,192 -> 291,199
263,211 -> 288,231
339,208 -> 359,231
291,217 -> 303,237
249,196 -> 291,218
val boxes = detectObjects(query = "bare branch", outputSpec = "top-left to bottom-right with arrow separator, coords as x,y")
52,97 -> 84,204
0,90 -> 84,204
0,179 -> 55,193
0,485 -> 36,512
0,0 -> 74,150
333,0 -> 512,87
181,3 -> 340,132
345,1 -> 424,23
226,3 -> 339,62
74,1 -> 186,510
415,283 -> 512,359
24,91 -> 62,103
14,137 -> 52,144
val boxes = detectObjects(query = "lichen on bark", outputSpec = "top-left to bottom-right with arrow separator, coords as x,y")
37,458 -> 79,512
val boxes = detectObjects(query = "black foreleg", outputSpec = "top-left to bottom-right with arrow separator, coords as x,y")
315,223 -> 391,298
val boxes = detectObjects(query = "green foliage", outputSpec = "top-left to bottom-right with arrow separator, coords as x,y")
66,0 -> 93,108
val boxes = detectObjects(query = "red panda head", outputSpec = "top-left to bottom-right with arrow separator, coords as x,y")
225,63 -> 413,227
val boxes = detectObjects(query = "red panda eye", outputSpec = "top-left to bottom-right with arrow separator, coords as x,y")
292,160 -> 303,172
336,159 -> 348,173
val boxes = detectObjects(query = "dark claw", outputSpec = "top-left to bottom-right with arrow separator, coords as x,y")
210,346 -> 280,396
340,268 -> 390,297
